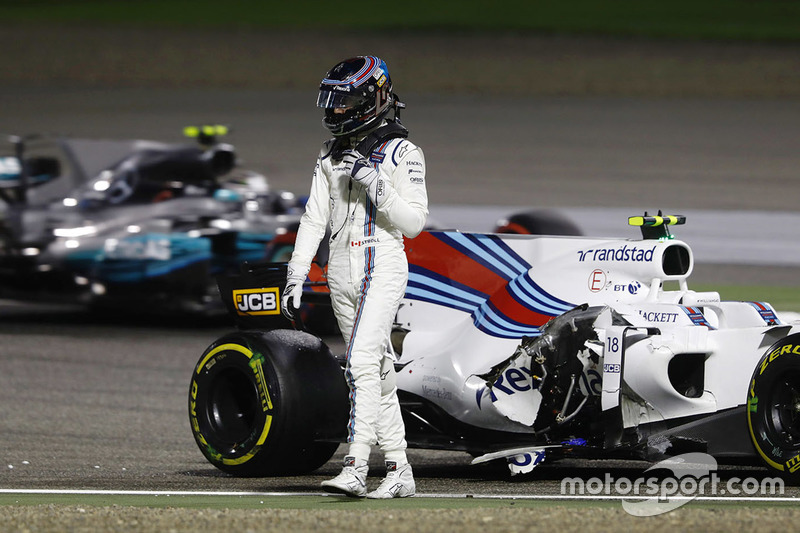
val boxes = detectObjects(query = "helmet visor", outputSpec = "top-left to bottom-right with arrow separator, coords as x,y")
316,89 -> 369,110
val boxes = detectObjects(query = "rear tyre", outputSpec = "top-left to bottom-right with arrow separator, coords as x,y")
747,333 -> 800,483
494,209 -> 582,236
189,329 -> 348,476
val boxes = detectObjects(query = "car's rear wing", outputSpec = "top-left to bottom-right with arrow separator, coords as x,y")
216,261 -> 331,331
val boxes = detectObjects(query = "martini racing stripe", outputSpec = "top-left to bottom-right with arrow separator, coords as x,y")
509,273 -> 574,316
406,231 -> 576,338
407,232 -> 509,297
348,55 -> 379,86
470,233 -> 531,275
322,55 -> 378,87
748,301 -> 781,325
484,283 -> 559,328
437,232 -> 528,280
474,301 -> 543,338
344,246 -> 374,441
364,197 -> 376,237
343,193 -> 379,441
370,140 -> 390,164
407,269 -> 484,313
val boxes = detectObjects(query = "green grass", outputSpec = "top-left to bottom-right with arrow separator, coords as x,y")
692,285 -> 800,313
3,0 -> 800,41
3,493 -> 799,532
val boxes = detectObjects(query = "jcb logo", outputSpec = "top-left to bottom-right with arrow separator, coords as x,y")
233,288 -> 279,316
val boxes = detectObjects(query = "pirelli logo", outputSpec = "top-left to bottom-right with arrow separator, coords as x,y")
233,288 -> 280,316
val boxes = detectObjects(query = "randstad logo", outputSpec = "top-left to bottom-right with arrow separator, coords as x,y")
576,245 -> 655,263
233,288 -> 280,316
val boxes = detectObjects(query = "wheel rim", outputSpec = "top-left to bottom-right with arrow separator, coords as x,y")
208,366 -> 260,451
768,370 -> 800,448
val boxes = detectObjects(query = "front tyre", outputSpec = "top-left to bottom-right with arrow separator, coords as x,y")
189,329 -> 348,476
747,333 -> 800,483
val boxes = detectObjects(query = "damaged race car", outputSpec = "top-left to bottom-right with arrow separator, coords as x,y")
0,127 -> 305,316
188,214 -> 800,481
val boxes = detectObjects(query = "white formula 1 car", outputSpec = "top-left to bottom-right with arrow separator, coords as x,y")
188,213 -> 800,481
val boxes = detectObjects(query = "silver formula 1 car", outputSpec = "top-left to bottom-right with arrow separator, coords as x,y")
0,128 -> 304,315
188,213 -> 800,481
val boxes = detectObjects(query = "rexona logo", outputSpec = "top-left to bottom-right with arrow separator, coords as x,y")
233,288 -> 280,316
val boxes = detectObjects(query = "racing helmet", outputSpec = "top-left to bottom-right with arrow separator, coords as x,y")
317,56 -> 396,137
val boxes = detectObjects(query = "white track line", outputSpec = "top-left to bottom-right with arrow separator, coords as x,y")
0,489 -> 797,502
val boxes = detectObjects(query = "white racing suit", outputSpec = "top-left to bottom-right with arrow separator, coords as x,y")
288,133 -> 428,461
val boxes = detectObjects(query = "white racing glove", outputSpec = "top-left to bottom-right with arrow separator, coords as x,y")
342,149 -> 387,207
281,263 -> 306,321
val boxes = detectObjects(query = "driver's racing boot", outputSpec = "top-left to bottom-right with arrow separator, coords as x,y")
366,461 -> 415,499
321,456 -> 368,497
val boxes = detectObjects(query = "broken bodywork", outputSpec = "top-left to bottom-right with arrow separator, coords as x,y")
393,216 -> 795,475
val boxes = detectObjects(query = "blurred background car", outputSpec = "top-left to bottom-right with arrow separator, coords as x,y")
0,127 -> 306,317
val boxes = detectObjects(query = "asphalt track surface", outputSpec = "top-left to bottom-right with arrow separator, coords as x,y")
2,88 -> 800,501
0,301 -> 795,498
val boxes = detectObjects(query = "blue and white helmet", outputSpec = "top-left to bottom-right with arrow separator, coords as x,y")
317,56 -> 396,137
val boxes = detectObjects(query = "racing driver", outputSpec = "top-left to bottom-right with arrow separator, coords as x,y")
281,56 -> 429,498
